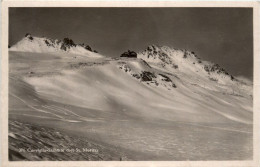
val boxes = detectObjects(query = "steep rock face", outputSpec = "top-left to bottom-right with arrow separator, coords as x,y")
9,34 -> 101,57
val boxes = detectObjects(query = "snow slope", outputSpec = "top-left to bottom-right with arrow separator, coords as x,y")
8,42 -> 253,160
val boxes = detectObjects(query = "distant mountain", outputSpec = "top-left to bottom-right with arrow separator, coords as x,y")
9,34 -> 101,57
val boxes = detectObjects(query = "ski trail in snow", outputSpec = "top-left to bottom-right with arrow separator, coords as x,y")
10,113 -> 62,120
9,93 -> 64,119
42,104 -> 103,122
47,105 -> 104,122
42,105 -> 90,120
10,113 -> 81,123
10,93 -> 103,122
42,105 -> 68,115
195,124 -> 252,134
48,105 -> 83,117
10,93 -> 85,122
167,121 -> 252,134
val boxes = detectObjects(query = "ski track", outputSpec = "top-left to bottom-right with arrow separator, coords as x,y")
42,105 -> 69,115
9,113 -> 81,123
10,92 -> 80,118
158,120 -> 252,134
183,122 -> 252,134
46,105 -> 104,122
10,93 -> 251,133
48,104 -> 83,117
10,92 -> 105,123
10,93 -> 65,119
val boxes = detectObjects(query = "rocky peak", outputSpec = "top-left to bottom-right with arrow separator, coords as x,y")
138,45 -> 237,83
25,33 -> 34,40
60,38 -> 76,51
9,34 -> 100,56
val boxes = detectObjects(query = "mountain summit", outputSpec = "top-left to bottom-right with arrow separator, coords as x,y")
138,45 -> 238,84
9,34 -> 101,57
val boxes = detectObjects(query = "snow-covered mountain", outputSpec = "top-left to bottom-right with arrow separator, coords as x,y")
139,45 -> 234,83
8,36 -> 253,160
137,45 -> 252,96
9,34 -> 102,57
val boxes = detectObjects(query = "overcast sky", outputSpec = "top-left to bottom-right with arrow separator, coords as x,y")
9,8 -> 253,79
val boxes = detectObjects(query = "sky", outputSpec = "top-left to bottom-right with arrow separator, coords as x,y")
9,8 -> 253,79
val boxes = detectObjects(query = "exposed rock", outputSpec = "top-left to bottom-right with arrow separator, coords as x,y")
44,39 -> 54,47
132,73 -> 141,79
204,64 -> 230,77
159,74 -> 177,88
158,74 -> 172,82
143,45 -> 173,65
172,64 -> 178,69
231,75 -> 235,80
25,33 -> 33,40
209,77 -> 218,82
140,71 -> 156,81
25,33 -> 31,37
172,83 -> 177,88
84,45 -> 92,52
60,38 -> 76,51
63,38 -> 76,47
140,59 -> 151,68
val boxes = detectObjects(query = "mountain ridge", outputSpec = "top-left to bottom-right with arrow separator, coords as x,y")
138,45 -> 236,83
9,34 -> 253,97
9,34 -> 101,57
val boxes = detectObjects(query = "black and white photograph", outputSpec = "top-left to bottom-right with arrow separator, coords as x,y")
1,1 -> 260,167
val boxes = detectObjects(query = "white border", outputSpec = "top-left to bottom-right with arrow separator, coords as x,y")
1,1 -> 260,167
